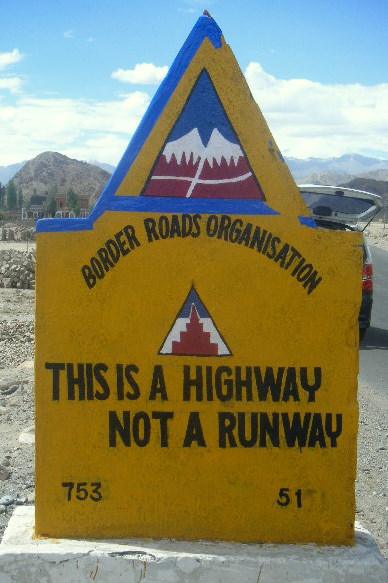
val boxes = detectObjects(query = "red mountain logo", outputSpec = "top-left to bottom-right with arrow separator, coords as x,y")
159,287 -> 231,357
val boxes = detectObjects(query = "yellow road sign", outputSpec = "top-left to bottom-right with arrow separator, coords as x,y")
35,14 -> 362,544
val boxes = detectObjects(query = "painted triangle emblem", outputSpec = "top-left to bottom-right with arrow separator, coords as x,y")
159,286 -> 231,356
142,70 -> 265,200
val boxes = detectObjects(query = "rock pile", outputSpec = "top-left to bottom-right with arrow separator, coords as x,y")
1,224 -> 35,243
0,250 -> 35,289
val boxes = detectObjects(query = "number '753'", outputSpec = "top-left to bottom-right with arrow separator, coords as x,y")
61,482 -> 102,502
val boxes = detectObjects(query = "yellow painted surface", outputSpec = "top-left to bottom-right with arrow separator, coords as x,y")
35,20 -> 362,544
35,213 -> 362,543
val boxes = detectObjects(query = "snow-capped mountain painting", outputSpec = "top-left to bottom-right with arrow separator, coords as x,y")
142,70 -> 265,200
163,128 -> 243,167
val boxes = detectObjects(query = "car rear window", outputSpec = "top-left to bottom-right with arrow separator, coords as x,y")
301,191 -> 375,215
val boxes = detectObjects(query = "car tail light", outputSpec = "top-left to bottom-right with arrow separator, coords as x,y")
362,263 -> 373,291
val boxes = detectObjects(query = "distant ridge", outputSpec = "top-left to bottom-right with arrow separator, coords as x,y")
11,152 -> 111,203
340,177 -> 388,202
287,153 -> 388,178
0,161 -> 26,184
1,151 -> 387,202
89,160 -> 116,174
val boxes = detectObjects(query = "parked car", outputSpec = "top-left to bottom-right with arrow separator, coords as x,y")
298,185 -> 383,340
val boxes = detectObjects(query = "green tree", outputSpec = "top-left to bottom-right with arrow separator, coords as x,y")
67,187 -> 80,216
17,187 -> 23,210
6,179 -> 17,210
45,195 -> 57,217
30,188 -> 37,208
0,183 -> 5,209
44,184 -> 59,217
48,183 -> 59,198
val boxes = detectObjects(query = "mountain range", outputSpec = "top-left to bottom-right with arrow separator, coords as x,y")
1,151 -> 387,203
287,153 -> 388,180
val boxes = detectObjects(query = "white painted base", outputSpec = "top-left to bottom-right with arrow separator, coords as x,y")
0,507 -> 387,583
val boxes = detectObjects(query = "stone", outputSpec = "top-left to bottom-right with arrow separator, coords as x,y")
0,495 -> 14,506
19,426 -> 35,445
17,361 -> 34,370
0,384 -> 19,396
35,13 -> 362,545
0,465 -> 11,480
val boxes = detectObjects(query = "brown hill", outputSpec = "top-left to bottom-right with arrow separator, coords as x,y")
12,151 -> 111,203
340,177 -> 388,203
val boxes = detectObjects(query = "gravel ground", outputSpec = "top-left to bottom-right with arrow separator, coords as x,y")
0,239 -> 387,559
356,381 -> 388,557
0,290 -> 35,540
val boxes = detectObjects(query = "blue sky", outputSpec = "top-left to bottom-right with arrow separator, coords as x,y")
1,0 -> 387,166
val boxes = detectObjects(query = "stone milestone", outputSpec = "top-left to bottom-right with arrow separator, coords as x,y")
34,14 -> 362,544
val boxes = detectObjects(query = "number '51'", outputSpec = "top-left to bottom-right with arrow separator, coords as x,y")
277,488 -> 302,508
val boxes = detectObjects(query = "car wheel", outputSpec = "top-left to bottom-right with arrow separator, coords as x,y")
359,328 -> 367,341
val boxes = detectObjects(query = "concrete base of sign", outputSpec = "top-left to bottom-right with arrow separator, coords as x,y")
0,507 -> 387,583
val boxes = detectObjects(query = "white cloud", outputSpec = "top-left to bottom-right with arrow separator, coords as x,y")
0,92 -> 150,166
245,62 -> 388,159
1,57 -> 387,168
62,134 -> 130,166
112,63 -> 168,85
64,29 -> 75,39
0,49 -> 24,71
0,49 -> 25,95
0,77 -> 24,94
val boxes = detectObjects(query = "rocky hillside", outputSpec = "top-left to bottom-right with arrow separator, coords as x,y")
340,178 -> 388,203
12,152 -> 111,203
